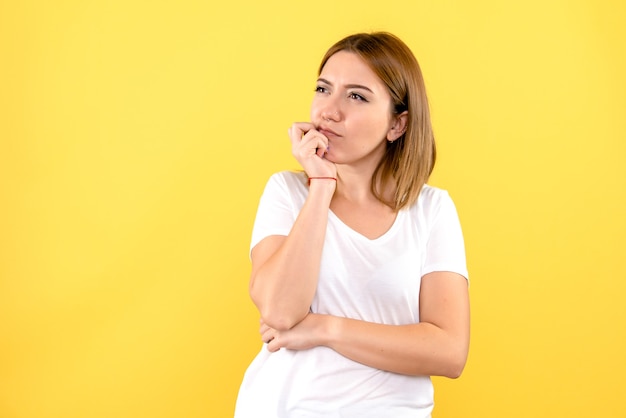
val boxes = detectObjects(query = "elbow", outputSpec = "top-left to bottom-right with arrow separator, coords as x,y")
259,307 -> 305,331
441,348 -> 469,379
249,277 -> 308,331
250,290 -> 305,331
261,312 -> 301,331
443,361 -> 466,379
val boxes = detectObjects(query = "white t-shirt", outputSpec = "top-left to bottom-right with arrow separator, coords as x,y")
235,171 -> 468,418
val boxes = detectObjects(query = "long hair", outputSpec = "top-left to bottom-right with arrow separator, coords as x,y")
318,32 -> 436,211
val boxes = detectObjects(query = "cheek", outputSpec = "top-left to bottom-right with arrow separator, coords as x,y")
309,99 -> 322,122
357,114 -> 389,136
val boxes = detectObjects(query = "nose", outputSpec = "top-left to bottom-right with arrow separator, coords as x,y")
322,111 -> 340,122
320,96 -> 341,122
322,108 -> 340,121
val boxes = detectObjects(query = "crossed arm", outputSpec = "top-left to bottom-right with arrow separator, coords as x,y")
257,269 -> 469,378
249,184 -> 470,379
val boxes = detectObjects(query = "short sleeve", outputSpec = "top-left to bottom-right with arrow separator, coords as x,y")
421,191 -> 469,281
249,173 -> 300,256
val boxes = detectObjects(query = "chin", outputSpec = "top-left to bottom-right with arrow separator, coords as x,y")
324,154 -> 339,164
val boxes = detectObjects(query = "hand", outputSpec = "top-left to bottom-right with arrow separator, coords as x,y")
288,122 -> 336,179
260,314 -> 328,353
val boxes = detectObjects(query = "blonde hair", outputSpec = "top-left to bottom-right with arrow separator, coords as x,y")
319,32 -> 436,211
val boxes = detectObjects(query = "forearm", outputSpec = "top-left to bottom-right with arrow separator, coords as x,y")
250,181 -> 335,330
261,272 -> 470,376
323,316 -> 469,378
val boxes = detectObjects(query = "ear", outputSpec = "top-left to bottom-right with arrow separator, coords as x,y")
386,111 -> 408,142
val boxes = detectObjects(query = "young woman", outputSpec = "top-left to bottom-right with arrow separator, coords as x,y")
235,32 -> 469,418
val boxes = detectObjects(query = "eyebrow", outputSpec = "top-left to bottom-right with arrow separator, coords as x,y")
317,77 -> 374,94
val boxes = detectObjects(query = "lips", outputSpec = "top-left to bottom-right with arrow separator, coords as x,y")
318,126 -> 341,138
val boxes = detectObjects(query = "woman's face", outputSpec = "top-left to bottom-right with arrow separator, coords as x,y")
311,51 -> 398,168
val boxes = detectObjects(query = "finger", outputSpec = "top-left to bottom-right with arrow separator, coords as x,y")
259,324 -> 271,335
288,122 -> 316,145
259,318 -> 273,333
299,130 -> 329,157
261,328 -> 274,344
316,141 -> 329,158
266,337 -> 281,353
292,122 -> 316,134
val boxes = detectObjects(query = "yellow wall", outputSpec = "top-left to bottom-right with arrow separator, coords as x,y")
1,1 -> 624,417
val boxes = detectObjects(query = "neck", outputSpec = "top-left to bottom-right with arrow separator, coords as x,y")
335,164 -> 395,206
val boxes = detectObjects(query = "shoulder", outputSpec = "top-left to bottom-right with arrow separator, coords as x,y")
267,170 -> 307,186
406,184 -> 459,223
260,171 -> 308,204
414,184 -> 453,210
264,171 -> 307,193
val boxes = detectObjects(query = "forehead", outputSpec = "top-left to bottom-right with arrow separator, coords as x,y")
320,51 -> 386,91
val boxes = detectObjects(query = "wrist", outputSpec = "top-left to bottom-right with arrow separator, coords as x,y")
307,177 -> 337,198
318,314 -> 340,348
307,176 -> 337,186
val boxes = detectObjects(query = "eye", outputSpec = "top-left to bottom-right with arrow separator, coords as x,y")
348,92 -> 368,102
315,86 -> 328,94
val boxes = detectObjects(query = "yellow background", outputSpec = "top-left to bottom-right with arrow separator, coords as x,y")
1,0 -> 625,417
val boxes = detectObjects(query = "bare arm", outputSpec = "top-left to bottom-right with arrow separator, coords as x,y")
250,122 -> 336,331
249,180 -> 335,330
261,271 -> 470,378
